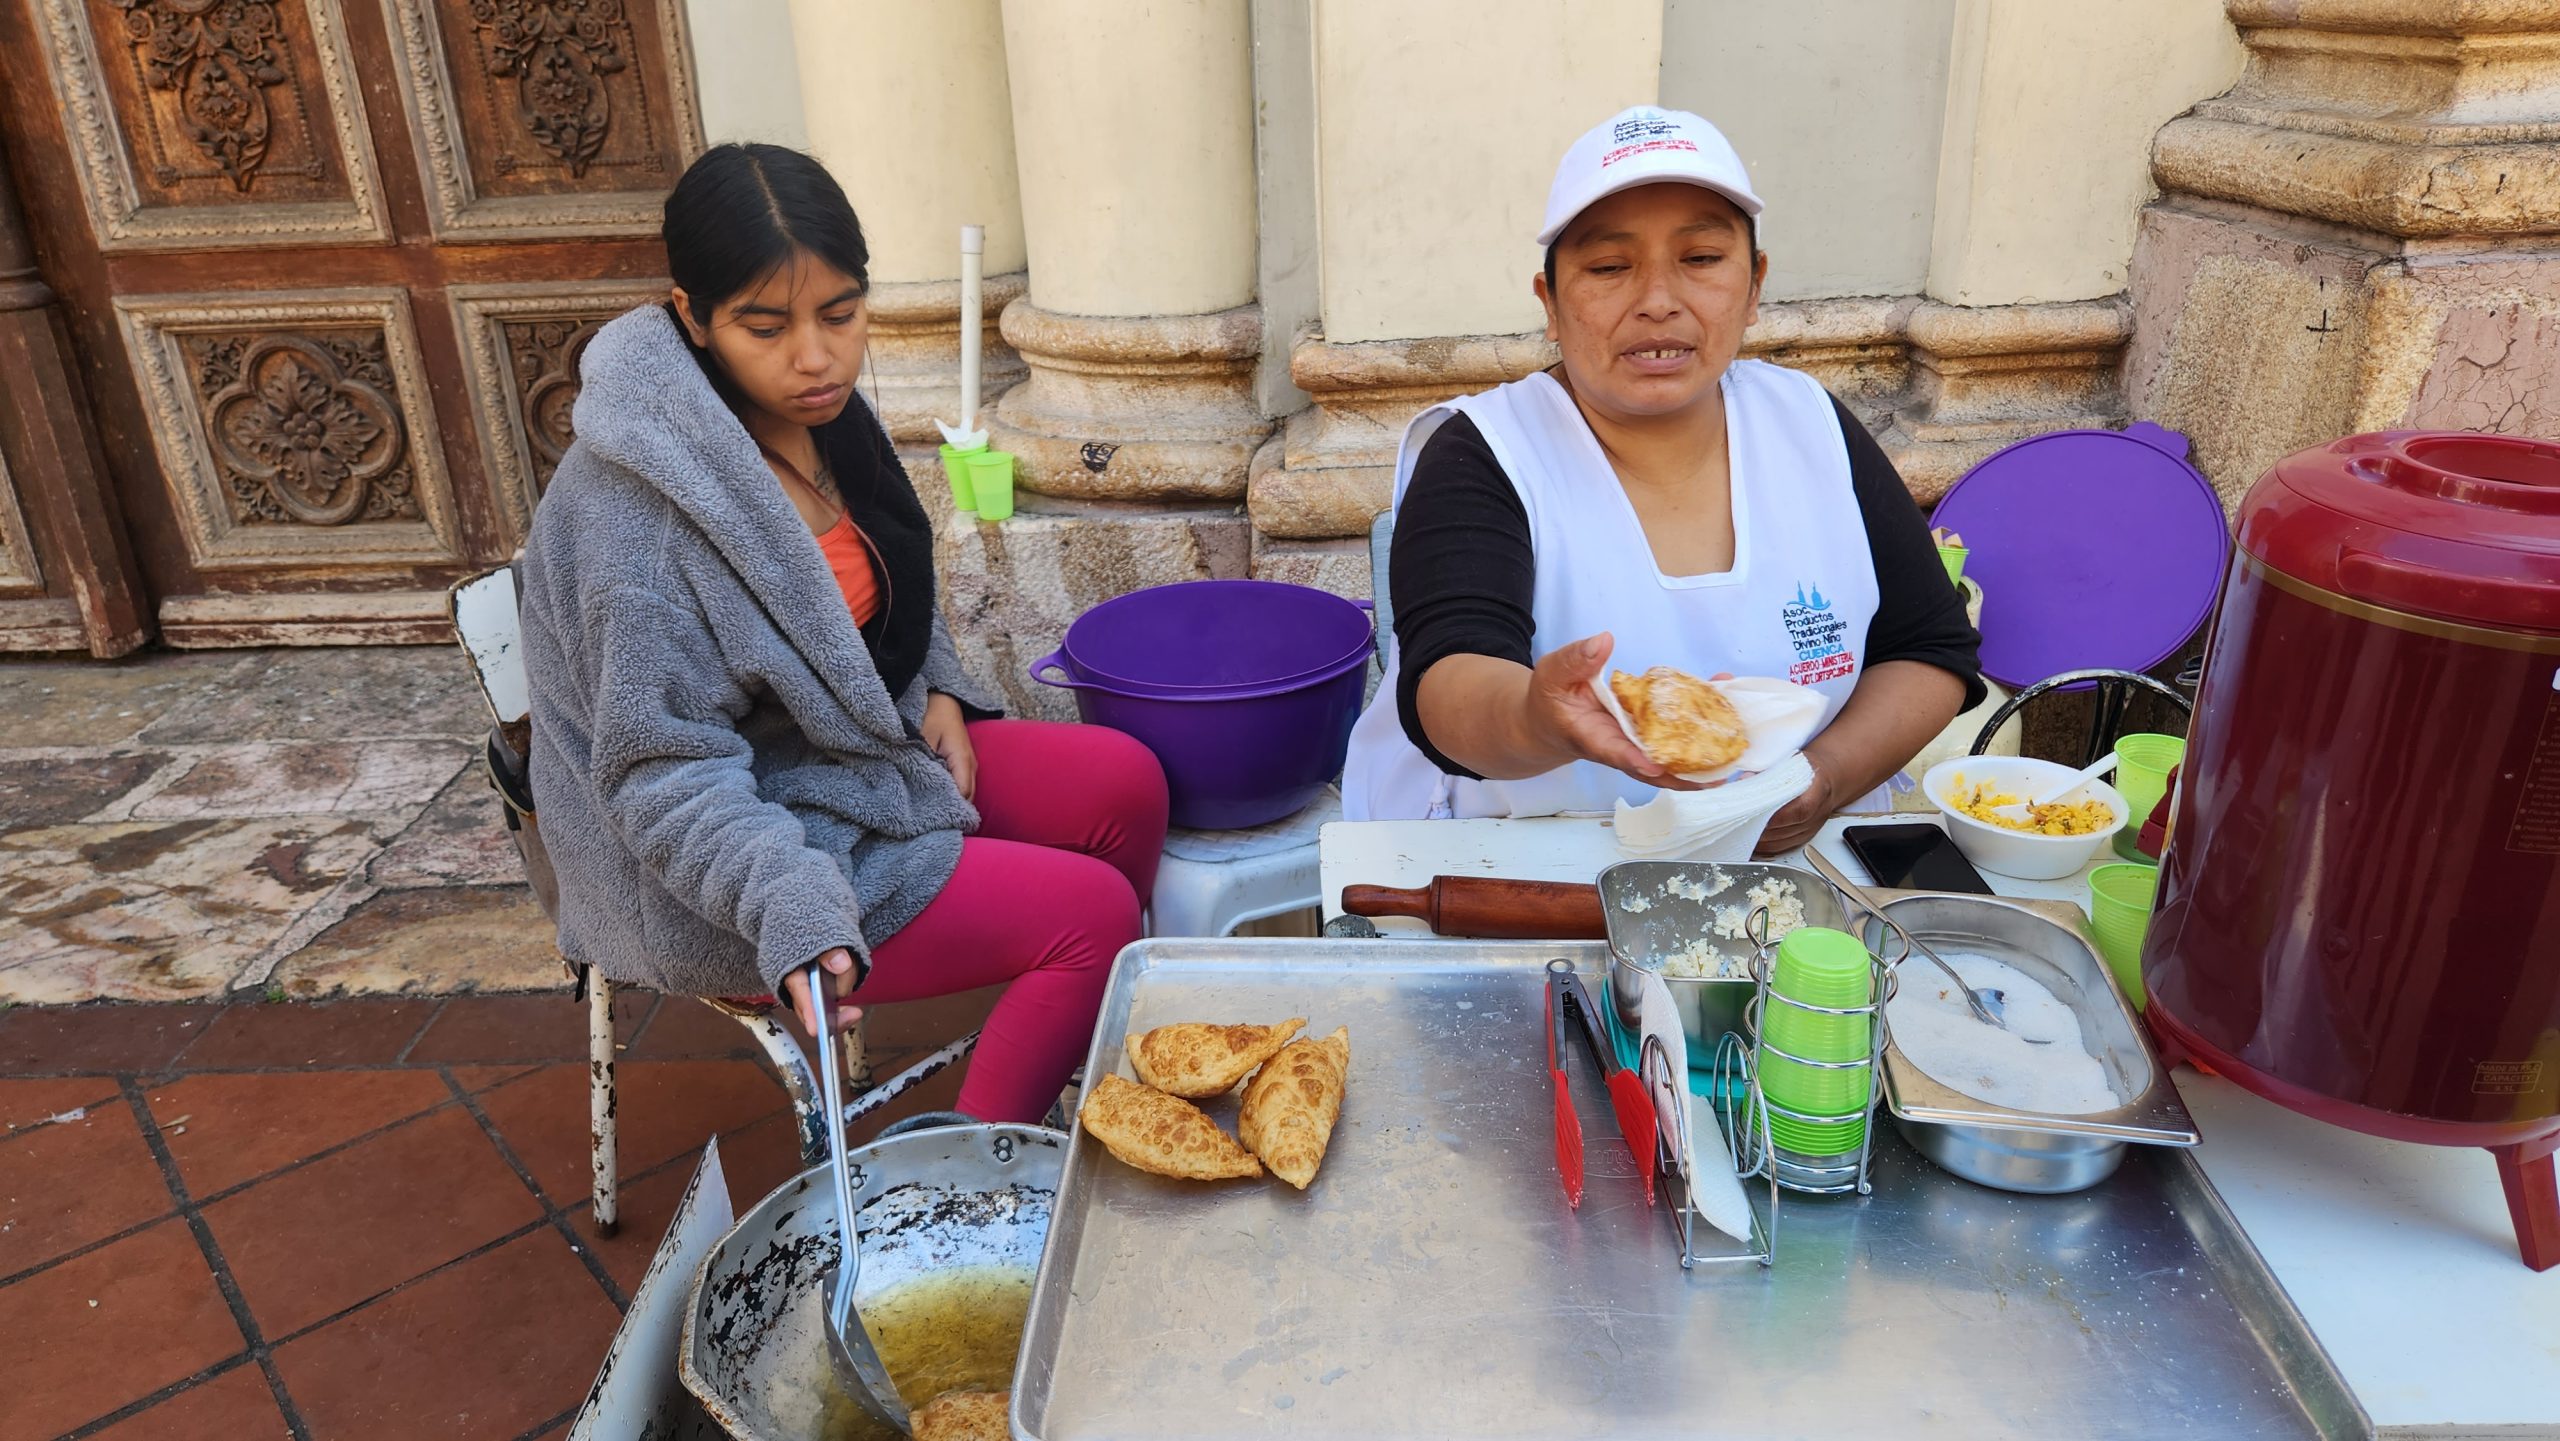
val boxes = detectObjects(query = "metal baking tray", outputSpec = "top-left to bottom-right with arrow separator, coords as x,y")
1865,890 -> 2201,1146
1013,938 -> 2365,1441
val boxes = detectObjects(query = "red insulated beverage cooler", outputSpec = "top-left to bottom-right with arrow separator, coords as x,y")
2144,431 -> 2560,1272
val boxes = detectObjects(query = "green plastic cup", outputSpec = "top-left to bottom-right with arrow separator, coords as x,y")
1938,543 -> 1969,589
1759,1049 -> 1872,1119
966,449 -> 1016,521
938,442 -> 984,512
1757,927 -> 1875,1142
1752,1093 -> 1867,1158
2111,733 -> 2185,861
2087,863 -> 2159,1009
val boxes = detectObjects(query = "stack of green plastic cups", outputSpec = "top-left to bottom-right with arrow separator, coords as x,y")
2111,733 -> 2186,862
1752,926 -> 1877,1165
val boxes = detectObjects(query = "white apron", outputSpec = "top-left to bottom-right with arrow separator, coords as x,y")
1343,360 -> 1880,821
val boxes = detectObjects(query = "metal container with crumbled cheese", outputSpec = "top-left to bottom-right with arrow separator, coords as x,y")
1598,861 -> 1842,1054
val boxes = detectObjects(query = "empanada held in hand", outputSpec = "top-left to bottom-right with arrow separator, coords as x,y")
1238,1026 -> 1350,1189
1125,1018 -> 1305,1098
1608,667 -> 1749,775
1077,1074 -> 1264,1181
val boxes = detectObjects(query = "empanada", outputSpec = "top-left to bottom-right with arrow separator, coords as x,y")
1077,1074 -> 1264,1181
1238,1026 -> 1351,1189
1125,1017 -> 1306,1098
913,1390 -> 1009,1441
1609,667 -> 1748,774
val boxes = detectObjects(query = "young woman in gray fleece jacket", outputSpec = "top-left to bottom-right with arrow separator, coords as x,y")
519,144 -> 1168,1124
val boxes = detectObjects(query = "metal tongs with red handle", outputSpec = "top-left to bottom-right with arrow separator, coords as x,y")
1544,958 -> 1661,1208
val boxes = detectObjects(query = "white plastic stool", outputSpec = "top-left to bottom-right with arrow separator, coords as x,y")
1149,788 -> 1339,938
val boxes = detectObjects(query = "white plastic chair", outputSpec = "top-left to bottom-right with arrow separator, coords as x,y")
446,566 -> 975,1234
1142,510 -> 1395,939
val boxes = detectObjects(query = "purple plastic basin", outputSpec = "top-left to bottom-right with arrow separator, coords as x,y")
1054,580 -> 1374,696
1030,580 -> 1374,829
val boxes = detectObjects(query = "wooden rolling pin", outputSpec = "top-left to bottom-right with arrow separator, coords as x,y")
1338,875 -> 1607,938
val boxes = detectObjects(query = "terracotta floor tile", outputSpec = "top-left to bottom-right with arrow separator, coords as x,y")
0,1218 -> 246,1441
202,1108 -> 542,1338
717,1106 -> 821,1213
0,1100 -> 177,1277
0,753 -> 169,830
270,1228 -> 619,1441
268,887 -> 563,999
84,1362 -> 289,1441
406,988 -> 645,1064
0,818 -> 381,1005
624,993 -> 774,1061
0,1002 -> 216,1073
149,1069 -> 453,1198
478,1060 -> 788,1205
172,996 -> 440,1068
0,1075 -> 122,1135
446,1063 -> 541,1093
860,983 -> 1004,1051
568,1158 -> 694,1298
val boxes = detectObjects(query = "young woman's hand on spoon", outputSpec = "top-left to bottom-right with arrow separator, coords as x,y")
783,946 -> 864,1037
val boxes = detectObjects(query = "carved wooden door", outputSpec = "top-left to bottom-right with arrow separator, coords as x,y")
0,0 -> 701,646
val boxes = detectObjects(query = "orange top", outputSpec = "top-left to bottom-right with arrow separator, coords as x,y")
816,514 -> 884,627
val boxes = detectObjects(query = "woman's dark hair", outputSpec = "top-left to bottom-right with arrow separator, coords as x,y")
663,142 -> 870,327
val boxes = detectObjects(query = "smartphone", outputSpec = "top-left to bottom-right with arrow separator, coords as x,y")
1842,822 -> 1997,894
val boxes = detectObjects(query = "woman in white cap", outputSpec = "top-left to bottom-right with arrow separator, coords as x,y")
1342,107 -> 1982,852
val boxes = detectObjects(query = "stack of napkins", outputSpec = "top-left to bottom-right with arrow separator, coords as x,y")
1612,753 -> 1817,863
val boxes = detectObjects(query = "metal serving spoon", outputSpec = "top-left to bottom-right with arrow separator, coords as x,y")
1803,849 -> 2049,1043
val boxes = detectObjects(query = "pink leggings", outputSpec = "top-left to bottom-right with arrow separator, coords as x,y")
853,720 -> 1167,1122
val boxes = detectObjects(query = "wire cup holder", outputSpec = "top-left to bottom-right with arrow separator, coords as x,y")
1708,906 -> 1900,1204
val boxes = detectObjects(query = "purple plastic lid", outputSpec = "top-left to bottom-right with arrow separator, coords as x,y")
1929,423 -> 2231,690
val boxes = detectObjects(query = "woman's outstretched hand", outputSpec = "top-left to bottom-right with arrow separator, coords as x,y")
784,946 -> 864,1037
1523,633 -> 1706,792
921,693 -> 977,801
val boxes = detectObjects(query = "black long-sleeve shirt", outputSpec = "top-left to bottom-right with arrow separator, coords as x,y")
1390,395 -> 1986,778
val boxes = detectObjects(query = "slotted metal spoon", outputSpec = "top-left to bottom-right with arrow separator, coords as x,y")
1804,849 -> 2049,1044
804,959 -> 912,1433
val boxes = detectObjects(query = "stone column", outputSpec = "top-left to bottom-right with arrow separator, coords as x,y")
1881,0 -> 2242,490
2131,0 -> 2560,505
1246,0 -> 1660,588
788,0 -> 1028,443
986,0 -> 1270,503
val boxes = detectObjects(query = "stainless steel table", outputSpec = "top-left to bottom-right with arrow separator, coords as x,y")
1016,939 -> 2363,1441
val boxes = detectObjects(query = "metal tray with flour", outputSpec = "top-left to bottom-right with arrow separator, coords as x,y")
1597,860 -> 1842,1052
1013,938 -> 2366,1441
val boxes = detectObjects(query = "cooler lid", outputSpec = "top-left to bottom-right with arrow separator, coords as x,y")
1930,423 -> 2231,690
2243,432 -> 2560,635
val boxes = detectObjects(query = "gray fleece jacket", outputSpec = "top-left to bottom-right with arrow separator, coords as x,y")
519,303 -> 1002,998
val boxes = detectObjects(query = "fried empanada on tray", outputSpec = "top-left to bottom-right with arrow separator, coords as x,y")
1125,1017 -> 1306,1098
1077,1074 -> 1264,1181
1238,1026 -> 1350,1189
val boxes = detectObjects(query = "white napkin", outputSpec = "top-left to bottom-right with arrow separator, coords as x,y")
1612,753 -> 1817,862
934,419 -> 988,452
1590,673 -> 1826,784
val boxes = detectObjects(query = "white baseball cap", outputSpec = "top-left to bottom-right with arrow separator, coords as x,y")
1537,106 -> 1763,248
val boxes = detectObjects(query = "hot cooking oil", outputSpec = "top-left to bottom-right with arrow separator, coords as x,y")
822,1264 -> 1034,1440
